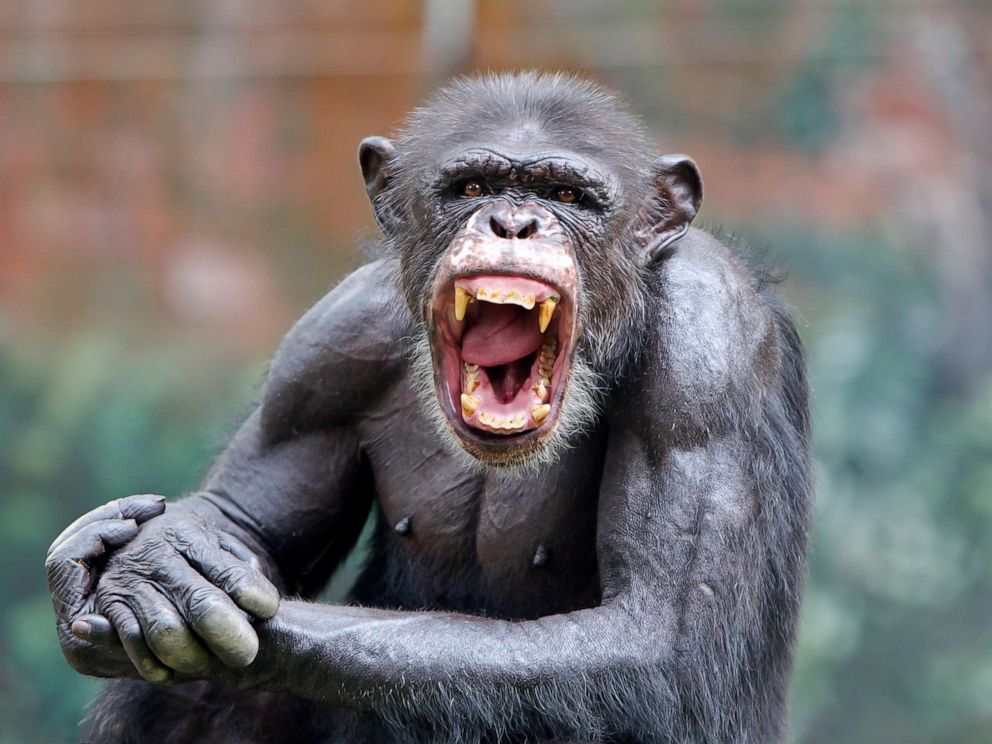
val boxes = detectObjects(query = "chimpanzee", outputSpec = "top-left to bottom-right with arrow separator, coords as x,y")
46,72 -> 812,744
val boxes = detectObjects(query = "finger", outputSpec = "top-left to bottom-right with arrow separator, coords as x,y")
180,536 -> 280,619
99,600 -> 173,684
60,609 -> 134,677
61,636 -> 140,678
73,613 -> 122,647
217,532 -> 265,573
127,582 -> 210,674
49,518 -> 140,565
49,494 -> 165,554
166,563 -> 260,668
46,520 -> 140,614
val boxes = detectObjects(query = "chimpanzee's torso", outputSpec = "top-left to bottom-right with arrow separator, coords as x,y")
348,371 -> 606,619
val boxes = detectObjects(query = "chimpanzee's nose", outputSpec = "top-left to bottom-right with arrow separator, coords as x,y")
488,212 -> 539,240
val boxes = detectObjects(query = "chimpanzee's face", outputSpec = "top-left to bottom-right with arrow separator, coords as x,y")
358,74 -> 701,467
419,145 -> 629,465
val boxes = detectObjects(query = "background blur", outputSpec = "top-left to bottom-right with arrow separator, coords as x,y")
2,1 -> 991,742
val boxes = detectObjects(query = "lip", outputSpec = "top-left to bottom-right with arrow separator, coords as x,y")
429,271 -> 577,454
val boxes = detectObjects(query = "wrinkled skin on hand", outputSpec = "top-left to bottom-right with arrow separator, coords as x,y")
46,495 -> 165,680
49,498 -> 280,685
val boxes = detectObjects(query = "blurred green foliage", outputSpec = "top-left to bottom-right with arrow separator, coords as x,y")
757,226 -> 992,743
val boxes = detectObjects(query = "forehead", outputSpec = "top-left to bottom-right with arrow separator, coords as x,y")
396,76 -> 651,187
431,110 -> 629,167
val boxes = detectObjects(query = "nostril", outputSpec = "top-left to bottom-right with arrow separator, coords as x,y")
489,217 -> 509,239
489,215 -> 539,239
515,220 -> 538,239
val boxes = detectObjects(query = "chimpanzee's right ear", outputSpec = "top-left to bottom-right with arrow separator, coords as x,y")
358,136 -> 400,234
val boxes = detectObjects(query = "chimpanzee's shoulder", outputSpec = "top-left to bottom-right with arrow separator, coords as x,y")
260,259 -> 415,431
281,258 -> 412,356
636,228 -> 786,414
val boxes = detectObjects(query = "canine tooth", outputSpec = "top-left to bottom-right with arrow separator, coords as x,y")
455,287 -> 472,321
538,298 -> 558,333
531,404 -> 551,424
533,381 -> 548,402
461,394 -> 480,417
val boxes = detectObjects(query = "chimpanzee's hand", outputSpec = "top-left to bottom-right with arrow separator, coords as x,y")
71,506 -> 281,684
46,494 -> 166,680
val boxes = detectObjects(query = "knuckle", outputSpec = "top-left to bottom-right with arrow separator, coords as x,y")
103,498 -> 125,518
116,621 -> 143,645
145,615 -> 183,644
214,564 -> 250,590
186,589 -> 225,618
96,576 -> 138,605
98,598 -> 135,628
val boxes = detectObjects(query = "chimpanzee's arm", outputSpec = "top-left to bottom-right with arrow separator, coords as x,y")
186,259 -> 412,595
53,260 -> 412,680
236,238 -> 813,742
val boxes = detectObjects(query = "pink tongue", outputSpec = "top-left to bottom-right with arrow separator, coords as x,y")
461,304 -> 543,366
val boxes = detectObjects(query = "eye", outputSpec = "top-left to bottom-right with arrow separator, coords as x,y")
554,186 -> 580,204
463,179 -> 484,197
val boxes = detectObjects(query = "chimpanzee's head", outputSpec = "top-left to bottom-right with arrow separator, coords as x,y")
358,72 -> 702,467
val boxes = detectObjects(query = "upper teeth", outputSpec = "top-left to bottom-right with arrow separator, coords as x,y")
474,286 -> 537,309
454,287 -> 472,321
453,286 -> 558,331
538,297 -> 558,333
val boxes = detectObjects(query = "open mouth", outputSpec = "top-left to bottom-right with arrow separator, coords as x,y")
432,273 -> 574,439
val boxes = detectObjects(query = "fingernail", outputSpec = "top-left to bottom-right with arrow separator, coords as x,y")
142,659 -> 171,683
72,620 -> 92,639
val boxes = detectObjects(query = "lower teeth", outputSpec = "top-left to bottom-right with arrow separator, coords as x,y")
462,339 -> 558,430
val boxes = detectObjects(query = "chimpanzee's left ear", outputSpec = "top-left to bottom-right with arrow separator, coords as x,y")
634,154 -> 703,266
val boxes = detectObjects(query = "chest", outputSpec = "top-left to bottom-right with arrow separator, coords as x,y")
358,384 -> 605,615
